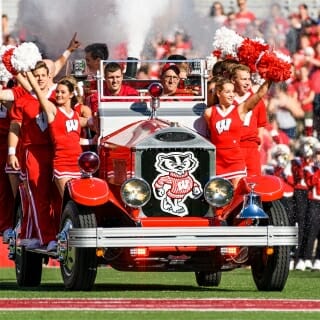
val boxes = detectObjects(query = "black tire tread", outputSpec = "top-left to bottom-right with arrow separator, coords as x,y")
60,200 -> 97,291
251,200 -> 290,291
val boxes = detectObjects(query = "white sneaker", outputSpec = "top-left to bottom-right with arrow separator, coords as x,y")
305,259 -> 313,269
295,259 -> 306,271
289,259 -> 295,271
312,259 -> 320,271
46,240 -> 57,252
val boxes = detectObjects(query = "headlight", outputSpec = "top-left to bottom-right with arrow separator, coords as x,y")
204,177 -> 234,207
121,178 -> 151,208
78,151 -> 100,175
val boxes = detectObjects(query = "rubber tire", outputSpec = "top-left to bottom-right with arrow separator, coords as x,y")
60,201 -> 98,291
195,271 -> 222,287
15,202 -> 43,287
251,200 -> 290,291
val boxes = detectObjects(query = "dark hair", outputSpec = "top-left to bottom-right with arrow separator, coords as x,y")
299,3 -> 308,10
57,76 -> 80,107
212,59 -> 239,78
84,43 -> 109,60
167,54 -> 187,61
209,1 -> 225,17
104,62 -> 122,74
137,65 -> 149,74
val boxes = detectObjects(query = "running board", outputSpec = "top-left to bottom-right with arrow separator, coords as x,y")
26,248 -> 59,258
67,226 -> 298,248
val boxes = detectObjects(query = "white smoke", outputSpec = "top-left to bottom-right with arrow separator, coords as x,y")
115,0 -> 170,58
12,0 -> 212,61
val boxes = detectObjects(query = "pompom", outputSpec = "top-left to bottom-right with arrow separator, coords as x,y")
256,51 -> 292,82
0,63 -> 12,82
11,42 -> 42,72
237,38 -> 269,73
0,45 -> 15,78
0,44 -> 15,59
212,27 -> 292,82
2,47 -> 17,75
212,26 -> 243,59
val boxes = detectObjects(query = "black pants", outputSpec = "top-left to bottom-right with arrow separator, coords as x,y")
293,189 -> 309,260
280,196 -> 296,226
304,200 -> 320,260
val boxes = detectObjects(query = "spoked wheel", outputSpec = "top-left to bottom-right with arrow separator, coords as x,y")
15,201 -> 43,287
60,200 -> 97,291
195,271 -> 222,287
250,200 -> 290,291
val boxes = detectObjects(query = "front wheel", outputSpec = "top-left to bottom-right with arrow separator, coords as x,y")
250,200 -> 290,291
60,201 -> 98,291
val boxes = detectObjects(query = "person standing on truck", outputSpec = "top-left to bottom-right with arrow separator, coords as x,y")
84,42 -> 109,77
231,64 -> 268,176
204,77 -> 271,187
0,82 -> 15,240
5,61 -> 58,251
26,70 -> 88,199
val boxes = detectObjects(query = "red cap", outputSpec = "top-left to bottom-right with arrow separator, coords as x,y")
161,63 -> 180,77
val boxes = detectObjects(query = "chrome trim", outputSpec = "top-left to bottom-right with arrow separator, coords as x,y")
67,226 -> 298,248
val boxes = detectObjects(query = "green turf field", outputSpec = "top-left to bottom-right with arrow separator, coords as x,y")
0,267 -> 319,319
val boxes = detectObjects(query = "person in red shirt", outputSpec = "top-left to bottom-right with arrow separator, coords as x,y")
5,61 -> 58,250
204,77 -> 270,187
230,64 -> 268,176
260,115 -> 290,167
292,136 -> 318,270
26,72 -> 87,199
88,62 -> 139,113
0,93 -> 14,237
161,63 -> 181,96
268,144 -> 295,220
292,64 -> 315,137
303,143 -> 320,270
234,0 -> 256,35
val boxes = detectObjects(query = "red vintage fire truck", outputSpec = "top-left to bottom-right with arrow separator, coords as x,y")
7,58 -> 297,291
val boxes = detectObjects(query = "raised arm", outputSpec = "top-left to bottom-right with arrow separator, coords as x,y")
239,80 -> 271,116
54,32 -> 81,76
26,71 -> 56,123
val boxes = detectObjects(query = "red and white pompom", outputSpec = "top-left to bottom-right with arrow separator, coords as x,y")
212,27 -> 292,82
212,26 -> 243,60
0,45 -> 14,81
1,42 -> 42,75
11,42 -> 42,72
0,63 -> 12,83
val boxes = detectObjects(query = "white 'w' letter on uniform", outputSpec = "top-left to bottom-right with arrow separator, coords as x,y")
66,119 -> 79,132
216,118 -> 231,134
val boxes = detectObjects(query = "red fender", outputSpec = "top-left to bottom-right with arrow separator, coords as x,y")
67,177 -> 128,214
239,175 -> 284,201
67,177 -> 110,206
221,175 -> 284,219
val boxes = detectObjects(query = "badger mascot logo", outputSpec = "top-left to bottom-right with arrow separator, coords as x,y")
152,151 -> 202,216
